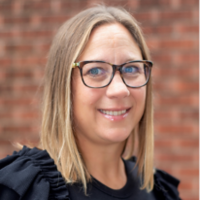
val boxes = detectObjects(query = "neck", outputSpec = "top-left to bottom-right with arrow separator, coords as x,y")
76,137 -> 127,189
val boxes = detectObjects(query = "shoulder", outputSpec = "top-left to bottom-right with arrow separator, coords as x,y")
153,168 -> 181,200
0,146 -> 70,200
127,156 -> 182,200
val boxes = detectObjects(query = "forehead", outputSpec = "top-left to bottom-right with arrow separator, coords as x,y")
78,23 -> 142,62
91,23 -> 138,48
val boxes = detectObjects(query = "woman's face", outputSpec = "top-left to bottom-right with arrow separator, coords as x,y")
72,23 -> 146,146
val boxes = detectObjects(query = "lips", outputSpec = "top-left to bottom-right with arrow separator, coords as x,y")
98,107 -> 131,121
99,109 -> 127,116
99,107 -> 131,116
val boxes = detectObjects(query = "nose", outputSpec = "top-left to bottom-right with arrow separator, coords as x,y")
106,71 -> 130,99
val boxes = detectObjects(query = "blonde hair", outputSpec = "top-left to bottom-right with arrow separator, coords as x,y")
41,5 -> 154,193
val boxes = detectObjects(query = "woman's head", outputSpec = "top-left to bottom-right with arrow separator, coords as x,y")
41,5 -> 154,192
72,22 -> 146,148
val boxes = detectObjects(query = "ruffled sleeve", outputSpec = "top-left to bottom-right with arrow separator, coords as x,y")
154,168 -> 182,200
0,146 -> 70,200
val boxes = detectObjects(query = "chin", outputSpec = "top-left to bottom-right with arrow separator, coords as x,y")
100,129 -> 132,144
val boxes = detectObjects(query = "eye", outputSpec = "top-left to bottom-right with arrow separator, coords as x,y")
90,68 -> 101,75
123,65 -> 139,74
87,67 -> 106,76
82,62 -> 111,79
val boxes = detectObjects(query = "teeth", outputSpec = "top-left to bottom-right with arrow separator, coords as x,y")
100,109 -> 127,116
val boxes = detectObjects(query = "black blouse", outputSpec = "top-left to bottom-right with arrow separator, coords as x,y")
0,146 -> 181,200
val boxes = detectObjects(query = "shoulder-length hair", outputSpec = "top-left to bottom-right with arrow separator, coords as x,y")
41,5 -> 154,193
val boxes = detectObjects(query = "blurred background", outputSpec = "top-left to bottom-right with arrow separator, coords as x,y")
0,0 -> 198,199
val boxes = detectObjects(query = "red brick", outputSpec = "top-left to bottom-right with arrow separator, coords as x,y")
0,58 -> 12,67
159,10 -> 193,21
0,126 -> 40,141
51,1 -> 61,13
162,39 -> 197,50
184,198 -> 199,200
143,25 -> 173,35
170,0 -> 181,8
152,66 -> 199,79
4,16 -> 31,25
180,0 -> 199,6
127,0 -> 139,9
60,1 -> 86,10
0,30 -> 53,42
152,52 -> 199,66
174,24 -> 199,34
0,111 -> 41,121
155,159 -> 198,171
40,15 -> 69,24
6,44 -> 33,53
133,12 -> 153,23
153,79 -> 198,94
30,15 -> 41,27
178,110 -> 199,119
155,124 -> 197,134
154,110 -> 199,123
14,84 -> 43,93
155,153 -> 198,162
23,1 -> 51,12
0,97 -> 40,107
0,3 -> 12,13
1,70 -> 33,79
12,2 -> 23,14
2,125 -> 34,133
192,9 -> 199,22
153,94 -> 199,107
136,0 -> 171,8
13,57 -> 46,68
174,52 -> 199,64
150,39 -> 197,51
180,190 -> 199,200
151,53 -> 172,63
21,30 -> 53,40
0,15 -> 4,26
179,182 -> 194,190
0,69 -> 44,82
0,83 -> 42,94
155,138 -> 199,149
178,169 -> 199,177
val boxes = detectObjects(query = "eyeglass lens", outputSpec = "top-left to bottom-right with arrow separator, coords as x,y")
81,62 -> 150,88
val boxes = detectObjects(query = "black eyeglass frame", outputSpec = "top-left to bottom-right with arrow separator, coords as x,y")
72,60 -> 153,88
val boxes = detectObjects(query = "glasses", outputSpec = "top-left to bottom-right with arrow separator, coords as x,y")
72,60 -> 153,88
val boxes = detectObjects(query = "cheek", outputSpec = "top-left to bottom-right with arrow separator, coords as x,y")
73,85 -> 101,107
72,71 -> 102,116
139,87 -> 146,104
71,71 -> 104,138
130,87 -> 146,112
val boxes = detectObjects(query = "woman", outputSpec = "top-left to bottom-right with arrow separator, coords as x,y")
0,6 -> 181,200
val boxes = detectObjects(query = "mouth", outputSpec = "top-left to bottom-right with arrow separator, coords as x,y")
98,107 -> 131,121
99,108 -> 130,116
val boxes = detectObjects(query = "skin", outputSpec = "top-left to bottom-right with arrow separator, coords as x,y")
72,23 -> 146,189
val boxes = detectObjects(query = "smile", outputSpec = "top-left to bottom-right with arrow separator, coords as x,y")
99,109 -> 127,116
98,108 -> 131,121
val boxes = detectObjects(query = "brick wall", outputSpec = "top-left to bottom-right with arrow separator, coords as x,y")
0,0 -> 198,199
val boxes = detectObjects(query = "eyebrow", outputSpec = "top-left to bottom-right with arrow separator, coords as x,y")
78,56 -> 143,64
125,57 -> 143,62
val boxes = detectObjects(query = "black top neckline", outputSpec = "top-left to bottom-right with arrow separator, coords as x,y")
91,158 -> 139,198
